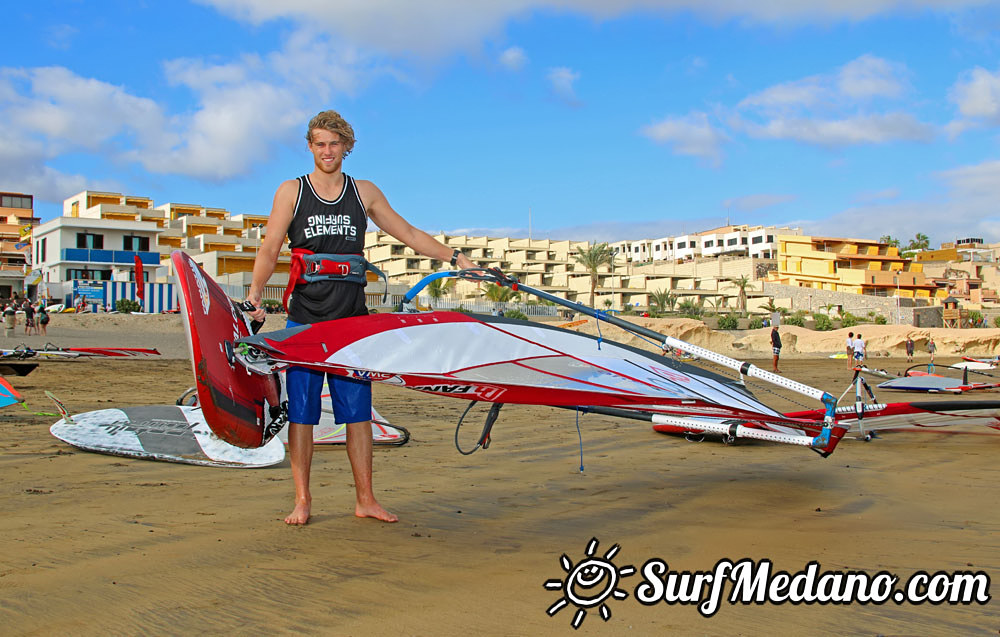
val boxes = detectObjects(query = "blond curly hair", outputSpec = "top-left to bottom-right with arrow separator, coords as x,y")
306,110 -> 356,158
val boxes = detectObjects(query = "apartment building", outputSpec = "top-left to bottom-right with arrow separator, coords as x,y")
0,191 -> 40,298
769,234 -> 945,300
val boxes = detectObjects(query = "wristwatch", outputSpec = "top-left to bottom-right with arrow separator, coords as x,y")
450,249 -> 461,266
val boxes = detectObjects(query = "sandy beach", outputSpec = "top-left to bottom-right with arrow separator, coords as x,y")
1,313 -> 997,634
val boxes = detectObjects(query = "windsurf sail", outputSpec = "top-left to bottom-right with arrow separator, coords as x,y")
866,363 -> 1000,394
0,344 -> 160,359
234,268 -> 848,456
0,377 -> 24,408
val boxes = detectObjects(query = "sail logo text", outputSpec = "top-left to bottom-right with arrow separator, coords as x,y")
412,384 -> 506,401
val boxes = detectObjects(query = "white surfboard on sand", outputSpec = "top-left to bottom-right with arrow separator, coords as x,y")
174,386 -> 410,446
276,406 -> 410,446
49,403 -> 285,468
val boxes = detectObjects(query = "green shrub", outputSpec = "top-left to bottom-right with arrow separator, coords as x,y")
503,308 -> 528,321
874,315 -> 887,325
993,315 -> 1000,328
968,310 -> 983,327
717,314 -> 738,330
748,317 -> 764,330
840,312 -> 859,328
783,314 -> 805,327
812,314 -> 833,331
261,299 -> 282,312
115,299 -> 141,313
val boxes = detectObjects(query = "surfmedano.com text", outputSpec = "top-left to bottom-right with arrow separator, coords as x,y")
634,558 -> 991,617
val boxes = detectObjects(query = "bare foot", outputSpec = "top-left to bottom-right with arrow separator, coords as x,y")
285,502 -> 311,525
356,502 -> 398,523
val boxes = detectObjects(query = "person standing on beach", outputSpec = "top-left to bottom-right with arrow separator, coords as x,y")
246,110 -> 476,526
22,300 -> 35,336
905,336 -> 915,363
845,331 -> 854,369
771,325 -> 782,373
852,332 -> 866,364
3,303 -> 16,338
37,304 -> 49,336
928,338 -> 936,364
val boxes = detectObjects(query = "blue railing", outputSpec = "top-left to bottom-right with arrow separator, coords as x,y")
61,249 -> 160,265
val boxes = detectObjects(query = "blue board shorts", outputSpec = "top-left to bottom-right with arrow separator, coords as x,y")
284,318 -> 372,425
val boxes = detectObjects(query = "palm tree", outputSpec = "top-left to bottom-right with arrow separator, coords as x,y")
483,283 -> 519,303
573,242 -> 614,307
906,233 -> 930,251
426,277 -> 456,308
677,298 -> 703,317
731,275 -> 751,314
879,235 -> 900,247
648,289 -> 677,316
821,303 -> 837,316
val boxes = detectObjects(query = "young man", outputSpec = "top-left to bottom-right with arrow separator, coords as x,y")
770,325 -> 781,373
246,110 -> 476,526
852,332 -> 866,364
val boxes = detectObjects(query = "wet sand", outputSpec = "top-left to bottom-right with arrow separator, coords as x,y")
0,315 -> 997,634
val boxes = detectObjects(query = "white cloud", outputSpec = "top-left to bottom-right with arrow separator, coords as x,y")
737,113 -> 933,146
731,55 -> 930,147
802,158 -> 1000,244
640,112 -> 729,162
949,66 -> 1000,120
722,193 -> 796,212
547,67 -> 581,105
0,29 -> 389,186
499,46 -> 528,71
836,54 -> 907,100
738,76 -> 829,112
198,0 -> 992,57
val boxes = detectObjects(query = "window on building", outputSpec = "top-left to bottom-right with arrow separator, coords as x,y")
727,238 -> 738,246
704,240 -> 714,248
1,195 -> 32,209
67,268 -> 111,281
40,238 -> 46,262
123,235 -> 150,251
752,236 -> 763,244
76,233 -> 104,249
741,238 -> 748,245
766,235 -> 774,242
676,242 -> 686,249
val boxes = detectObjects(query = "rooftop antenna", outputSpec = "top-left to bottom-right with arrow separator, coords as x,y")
528,207 -> 532,241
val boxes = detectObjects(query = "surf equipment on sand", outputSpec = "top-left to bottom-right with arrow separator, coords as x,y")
0,344 -> 160,359
0,377 -> 24,408
858,364 -> 1000,394
173,251 -> 285,448
175,386 -> 409,446
46,392 -> 284,468
228,266 -> 849,456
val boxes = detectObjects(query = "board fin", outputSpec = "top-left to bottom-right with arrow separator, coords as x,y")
45,390 -> 73,425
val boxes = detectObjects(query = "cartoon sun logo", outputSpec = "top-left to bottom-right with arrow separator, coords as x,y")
544,538 -> 635,629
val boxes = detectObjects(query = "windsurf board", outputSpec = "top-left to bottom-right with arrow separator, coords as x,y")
48,402 -> 285,468
177,386 -> 409,446
172,250 -> 284,448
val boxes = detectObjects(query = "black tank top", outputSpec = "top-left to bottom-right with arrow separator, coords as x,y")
286,174 -> 368,324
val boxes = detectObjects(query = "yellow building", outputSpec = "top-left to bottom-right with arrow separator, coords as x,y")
770,234 -> 945,300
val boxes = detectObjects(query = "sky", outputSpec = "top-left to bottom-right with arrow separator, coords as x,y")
5,1 -> 1000,247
